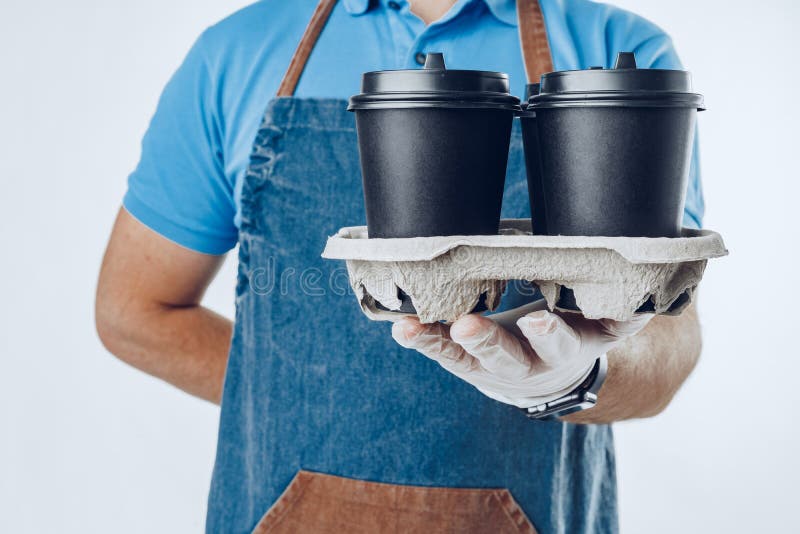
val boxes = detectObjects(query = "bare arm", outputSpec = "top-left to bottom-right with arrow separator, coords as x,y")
564,303 -> 702,424
95,208 -> 232,404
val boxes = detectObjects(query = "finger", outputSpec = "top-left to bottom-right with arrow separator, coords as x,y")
450,315 -> 535,378
516,310 -> 581,366
597,313 -> 653,339
392,317 -> 479,374
489,299 -> 549,334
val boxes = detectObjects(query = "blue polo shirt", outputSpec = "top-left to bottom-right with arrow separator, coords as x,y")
124,0 -> 705,254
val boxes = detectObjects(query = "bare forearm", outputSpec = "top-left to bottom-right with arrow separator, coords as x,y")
96,209 -> 234,404
97,302 -> 231,403
563,304 -> 702,424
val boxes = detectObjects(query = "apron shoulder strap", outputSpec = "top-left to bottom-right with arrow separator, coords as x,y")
277,0 -> 554,97
516,0 -> 554,83
276,0 -> 338,97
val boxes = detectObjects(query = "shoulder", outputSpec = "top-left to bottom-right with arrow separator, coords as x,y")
181,1 -> 321,125
543,0 -> 674,68
193,1 -> 317,69
557,0 -> 667,37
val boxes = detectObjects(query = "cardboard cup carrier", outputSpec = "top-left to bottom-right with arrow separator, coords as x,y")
322,220 -> 727,323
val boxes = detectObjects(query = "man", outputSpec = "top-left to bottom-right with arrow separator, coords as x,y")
96,0 -> 704,532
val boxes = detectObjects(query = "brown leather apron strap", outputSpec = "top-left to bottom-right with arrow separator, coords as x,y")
516,0 -> 554,83
276,0 -> 338,97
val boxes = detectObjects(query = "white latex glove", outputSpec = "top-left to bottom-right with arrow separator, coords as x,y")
392,300 -> 652,408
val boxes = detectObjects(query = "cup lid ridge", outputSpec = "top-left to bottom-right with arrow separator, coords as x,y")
348,52 -> 520,111
529,51 -> 705,110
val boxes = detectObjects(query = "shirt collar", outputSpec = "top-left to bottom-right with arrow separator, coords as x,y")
483,0 -> 517,26
342,0 -> 518,26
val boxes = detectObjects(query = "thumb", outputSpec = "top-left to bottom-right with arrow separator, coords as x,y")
516,310 -> 581,366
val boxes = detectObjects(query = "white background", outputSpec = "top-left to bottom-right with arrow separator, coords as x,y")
1,0 -> 797,532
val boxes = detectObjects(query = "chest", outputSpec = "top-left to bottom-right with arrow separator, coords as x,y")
226,9 -> 543,229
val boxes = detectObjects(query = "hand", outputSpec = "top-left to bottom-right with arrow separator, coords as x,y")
391,301 -> 652,408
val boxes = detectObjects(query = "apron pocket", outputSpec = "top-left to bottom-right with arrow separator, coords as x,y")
252,470 -> 538,534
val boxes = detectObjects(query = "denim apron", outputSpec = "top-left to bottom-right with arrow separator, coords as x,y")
206,2 -> 617,533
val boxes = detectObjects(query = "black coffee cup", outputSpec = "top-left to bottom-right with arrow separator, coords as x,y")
525,52 -> 705,237
348,53 -> 520,238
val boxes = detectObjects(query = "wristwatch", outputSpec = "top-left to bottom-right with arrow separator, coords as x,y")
520,354 -> 608,420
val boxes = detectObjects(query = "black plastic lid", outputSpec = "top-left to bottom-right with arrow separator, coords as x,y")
348,53 -> 520,111
529,52 -> 705,110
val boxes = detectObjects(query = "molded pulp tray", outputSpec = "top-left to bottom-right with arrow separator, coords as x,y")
321,219 -> 728,323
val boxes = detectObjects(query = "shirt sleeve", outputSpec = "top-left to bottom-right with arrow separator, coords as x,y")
123,31 -> 238,254
629,33 -> 706,230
